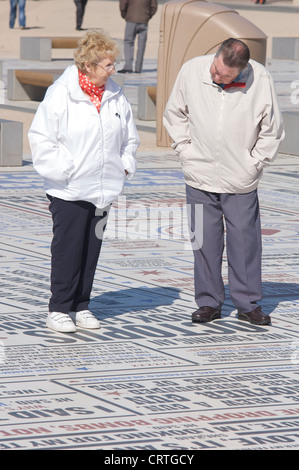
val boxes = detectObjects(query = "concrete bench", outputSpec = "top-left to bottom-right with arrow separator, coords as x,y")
138,85 -> 156,120
279,111 -> 299,155
0,119 -> 23,166
272,37 -> 299,60
7,68 -> 64,100
20,37 -> 81,61
7,68 -> 125,101
20,36 -> 124,61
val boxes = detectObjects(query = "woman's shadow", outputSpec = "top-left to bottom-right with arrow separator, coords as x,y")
90,286 -> 182,319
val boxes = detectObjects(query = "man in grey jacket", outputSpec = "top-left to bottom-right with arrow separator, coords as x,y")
164,38 -> 284,326
118,0 -> 157,73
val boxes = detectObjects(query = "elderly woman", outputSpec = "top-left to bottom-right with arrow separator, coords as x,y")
28,30 -> 140,333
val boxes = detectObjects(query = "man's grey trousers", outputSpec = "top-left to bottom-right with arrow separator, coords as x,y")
123,21 -> 148,72
186,184 -> 262,313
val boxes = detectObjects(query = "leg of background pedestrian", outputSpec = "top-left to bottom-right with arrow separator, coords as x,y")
18,0 -> 26,28
74,0 -> 84,30
122,21 -> 136,71
9,0 -> 18,28
135,23 -> 148,73
79,0 -> 88,29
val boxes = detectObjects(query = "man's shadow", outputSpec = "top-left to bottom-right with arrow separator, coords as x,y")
260,281 -> 299,314
222,281 -> 299,316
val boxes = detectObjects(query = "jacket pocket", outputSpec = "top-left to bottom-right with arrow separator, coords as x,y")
179,142 -> 192,163
244,151 -> 260,176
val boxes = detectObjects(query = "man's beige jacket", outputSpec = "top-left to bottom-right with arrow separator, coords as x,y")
163,55 -> 285,194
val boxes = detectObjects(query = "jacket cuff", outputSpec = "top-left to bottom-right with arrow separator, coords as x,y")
122,154 -> 136,179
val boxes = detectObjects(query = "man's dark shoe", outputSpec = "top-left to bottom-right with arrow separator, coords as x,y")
118,69 -> 133,73
192,306 -> 221,323
238,306 -> 271,325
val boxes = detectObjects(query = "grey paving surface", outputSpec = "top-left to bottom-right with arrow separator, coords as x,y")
0,53 -> 299,453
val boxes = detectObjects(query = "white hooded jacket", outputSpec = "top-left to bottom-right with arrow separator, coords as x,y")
28,65 -> 140,208
163,55 -> 285,194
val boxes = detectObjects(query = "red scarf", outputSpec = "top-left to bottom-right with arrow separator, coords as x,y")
223,82 -> 246,90
78,69 -> 104,113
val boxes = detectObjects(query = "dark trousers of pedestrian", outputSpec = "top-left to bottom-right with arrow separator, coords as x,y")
186,184 -> 262,313
47,196 -> 108,314
123,21 -> 148,73
74,0 -> 88,29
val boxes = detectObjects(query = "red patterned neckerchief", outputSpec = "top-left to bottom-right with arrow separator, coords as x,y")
78,69 -> 104,113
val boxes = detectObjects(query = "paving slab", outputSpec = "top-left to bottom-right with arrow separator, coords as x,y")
0,148 -> 299,451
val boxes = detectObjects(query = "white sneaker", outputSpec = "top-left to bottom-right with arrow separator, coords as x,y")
75,310 -> 100,329
47,312 -> 77,333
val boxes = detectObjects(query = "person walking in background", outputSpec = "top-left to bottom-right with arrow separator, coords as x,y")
9,0 -> 26,29
28,30 -> 140,333
74,0 -> 88,30
118,0 -> 157,73
164,38 -> 284,326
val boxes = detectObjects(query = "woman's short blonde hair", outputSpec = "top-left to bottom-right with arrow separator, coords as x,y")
74,29 -> 119,72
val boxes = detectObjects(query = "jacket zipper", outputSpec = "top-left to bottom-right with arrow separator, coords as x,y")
214,91 -> 225,187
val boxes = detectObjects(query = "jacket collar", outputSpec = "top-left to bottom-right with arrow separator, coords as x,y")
57,65 -> 122,102
201,55 -> 250,89
202,56 -> 214,85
